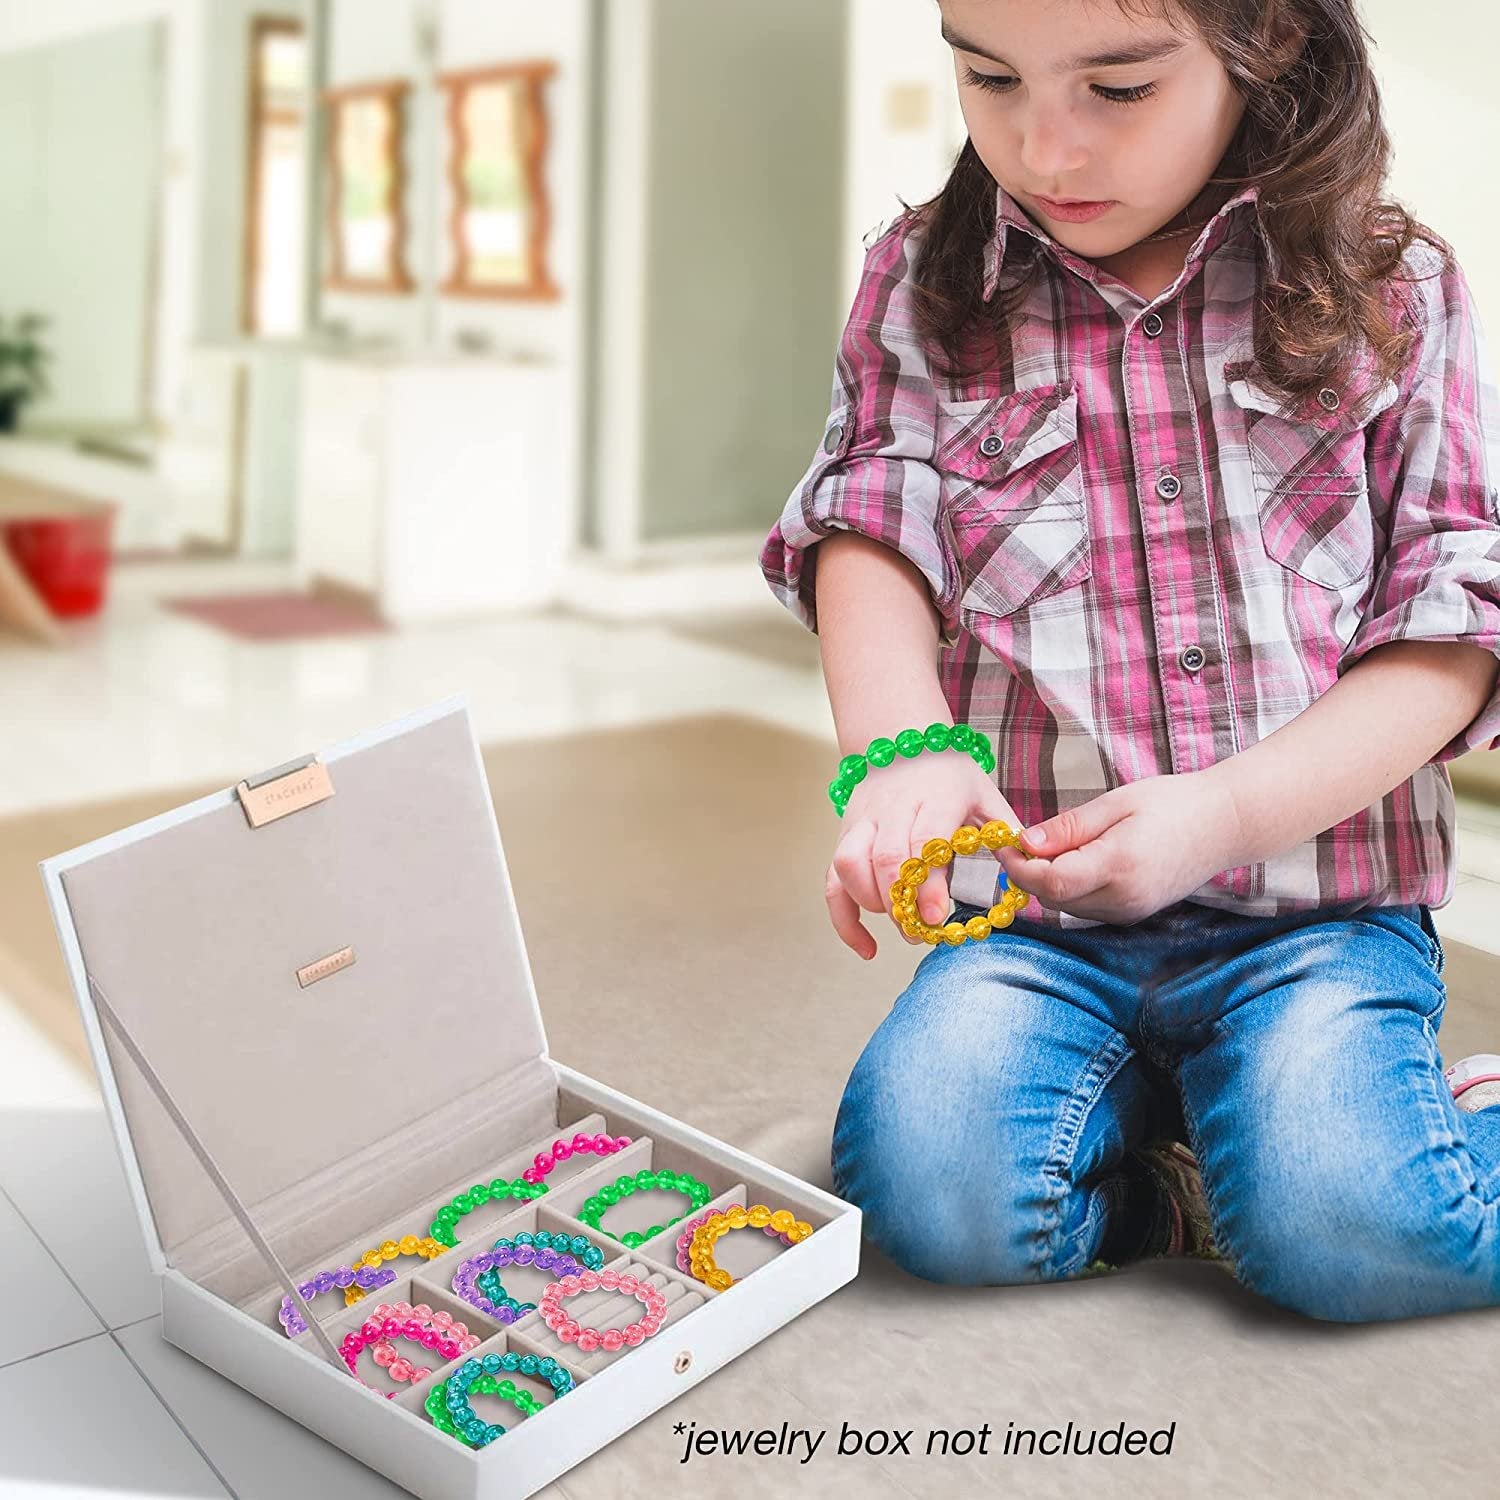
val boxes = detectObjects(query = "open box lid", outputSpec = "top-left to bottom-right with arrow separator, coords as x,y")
39,698 -> 551,1281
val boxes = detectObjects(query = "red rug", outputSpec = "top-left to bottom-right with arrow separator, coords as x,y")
161,590 -> 389,641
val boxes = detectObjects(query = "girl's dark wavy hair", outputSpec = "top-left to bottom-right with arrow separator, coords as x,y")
911,0 -> 1450,409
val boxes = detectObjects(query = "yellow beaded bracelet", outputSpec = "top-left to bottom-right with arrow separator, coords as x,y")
688,1205 -> 813,1291
888,820 -> 1034,947
345,1235 -> 448,1305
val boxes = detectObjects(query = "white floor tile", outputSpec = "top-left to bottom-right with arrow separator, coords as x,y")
0,1103 -> 161,1329
0,1333 -> 229,1497
116,1319 -> 427,1500
0,1188 -> 102,1367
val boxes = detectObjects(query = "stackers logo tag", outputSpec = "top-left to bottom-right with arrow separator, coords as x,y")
297,947 -> 355,988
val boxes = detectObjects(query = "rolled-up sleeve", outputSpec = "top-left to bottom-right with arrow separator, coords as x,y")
1340,246 -> 1500,763
758,220 -> 960,648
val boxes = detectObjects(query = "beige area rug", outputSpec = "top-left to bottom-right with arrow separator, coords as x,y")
1,713 -> 1497,1498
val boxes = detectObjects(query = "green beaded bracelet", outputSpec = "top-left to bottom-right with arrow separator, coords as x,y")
577,1168 -> 713,1249
429,1177 -> 550,1249
828,723 -> 995,815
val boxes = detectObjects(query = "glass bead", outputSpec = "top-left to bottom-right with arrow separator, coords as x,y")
949,723 -> 975,751
769,1209 -> 795,1233
617,1177 -> 637,1197
865,736 -> 897,767
482,1352 -> 503,1374
602,1328 -> 625,1352
453,1195 -> 472,1215
894,728 -> 925,758
576,1329 -> 601,1353
624,1324 -> 646,1347
897,857 -> 927,884
941,922 -> 966,946
725,1206 -> 749,1229
965,916 -> 993,941
1014,890 -> 1030,909
569,1235 -> 590,1257
747,1205 -> 773,1228
920,836 -> 954,866
837,754 -> 868,785
600,1185 -> 620,1205
637,1168 -> 659,1189
398,1235 -> 419,1256
622,1232 -> 644,1249
923,723 -> 952,751
645,1224 -> 666,1239
790,1221 -> 813,1241
707,1269 -> 733,1292
951,825 -> 981,856
988,904 -> 1016,928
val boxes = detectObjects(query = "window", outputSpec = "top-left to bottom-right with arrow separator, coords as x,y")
437,62 -> 558,300
243,16 -> 308,335
320,79 -> 413,293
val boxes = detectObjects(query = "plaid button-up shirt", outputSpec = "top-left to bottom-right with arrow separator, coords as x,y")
760,183 -> 1500,927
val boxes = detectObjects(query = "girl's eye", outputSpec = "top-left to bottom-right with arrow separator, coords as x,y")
961,64 -> 1157,106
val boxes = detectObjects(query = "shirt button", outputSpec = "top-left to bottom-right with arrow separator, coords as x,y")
822,423 -> 844,454
1142,313 -> 1164,338
1317,388 -> 1340,411
1179,645 -> 1205,673
1155,472 -> 1182,501
979,433 -> 1006,458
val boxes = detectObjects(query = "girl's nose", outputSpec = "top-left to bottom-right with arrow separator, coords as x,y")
1017,105 -> 1090,182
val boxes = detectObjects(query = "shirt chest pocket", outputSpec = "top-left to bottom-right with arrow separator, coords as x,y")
935,380 -> 1091,620
1225,367 -> 1400,590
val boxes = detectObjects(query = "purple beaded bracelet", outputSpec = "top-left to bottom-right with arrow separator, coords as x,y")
674,1203 -> 794,1274
279,1264 -> 397,1338
451,1241 -> 588,1324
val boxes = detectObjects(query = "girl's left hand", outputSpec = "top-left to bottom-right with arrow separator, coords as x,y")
996,772 -> 1244,926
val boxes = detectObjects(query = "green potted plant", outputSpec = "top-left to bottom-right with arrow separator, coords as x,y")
0,312 -> 51,433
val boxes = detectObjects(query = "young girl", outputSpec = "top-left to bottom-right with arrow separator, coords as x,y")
760,0 -> 1500,1322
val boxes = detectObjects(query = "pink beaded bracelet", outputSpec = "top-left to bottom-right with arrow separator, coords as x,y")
340,1311 -> 472,1394
367,1301 -> 481,1382
523,1131 -> 632,1186
537,1269 -> 668,1354
674,1203 -> 793,1274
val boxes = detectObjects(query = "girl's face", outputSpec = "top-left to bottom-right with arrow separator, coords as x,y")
941,0 -> 1248,258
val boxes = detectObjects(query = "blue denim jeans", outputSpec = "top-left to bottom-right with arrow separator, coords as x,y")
832,897 -> 1500,1322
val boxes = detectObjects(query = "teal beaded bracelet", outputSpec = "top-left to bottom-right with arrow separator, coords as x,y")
578,1169 -> 713,1249
829,723 -> 994,816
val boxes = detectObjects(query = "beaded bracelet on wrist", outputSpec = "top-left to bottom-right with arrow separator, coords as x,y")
576,1168 -> 712,1248
829,723 -> 995,817
428,1177 -> 548,1250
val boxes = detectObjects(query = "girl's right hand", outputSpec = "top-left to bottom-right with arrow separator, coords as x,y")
824,752 -> 1027,958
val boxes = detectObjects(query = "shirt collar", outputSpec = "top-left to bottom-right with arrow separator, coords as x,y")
981,180 -> 1270,301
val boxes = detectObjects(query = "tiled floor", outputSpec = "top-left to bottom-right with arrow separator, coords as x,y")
3,555 -> 1499,1497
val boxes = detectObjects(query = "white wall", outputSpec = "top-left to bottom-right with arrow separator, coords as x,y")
0,0 -> 200,429
1363,0 -> 1500,353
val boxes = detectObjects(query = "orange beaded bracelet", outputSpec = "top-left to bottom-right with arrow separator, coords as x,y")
687,1205 -> 813,1291
888,820 -> 1034,946
344,1235 -> 448,1305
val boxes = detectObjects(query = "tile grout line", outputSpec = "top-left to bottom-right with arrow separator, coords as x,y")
0,1180 -> 239,1498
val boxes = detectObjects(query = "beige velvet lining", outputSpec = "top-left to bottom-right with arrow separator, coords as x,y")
58,710 -> 551,1285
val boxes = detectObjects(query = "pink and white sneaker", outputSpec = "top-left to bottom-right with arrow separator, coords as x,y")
1445,1055 -> 1500,1114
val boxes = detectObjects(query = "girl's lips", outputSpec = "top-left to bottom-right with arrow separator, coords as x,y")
1035,196 -> 1116,222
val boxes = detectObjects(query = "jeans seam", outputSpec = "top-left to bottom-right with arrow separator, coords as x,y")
1034,1031 -> 1135,1278
1173,1035 -> 1240,1278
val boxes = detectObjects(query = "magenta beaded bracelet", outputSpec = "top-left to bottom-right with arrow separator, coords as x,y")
674,1203 -> 793,1274
523,1131 -> 632,1186
367,1301 -> 481,1381
341,1311 -> 474,1395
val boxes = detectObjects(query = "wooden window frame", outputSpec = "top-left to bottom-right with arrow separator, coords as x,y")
436,61 -> 559,302
319,77 -> 414,295
241,14 -> 306,335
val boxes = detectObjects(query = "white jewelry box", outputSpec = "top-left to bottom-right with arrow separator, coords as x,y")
39,698 -> 861,1500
